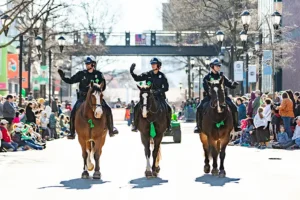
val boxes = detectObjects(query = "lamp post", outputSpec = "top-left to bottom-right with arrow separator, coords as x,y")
16,35 -> 23,107
271,10 -> 282,98
240,30 -> 248,94
241,10 -> 251,33
185,57 -> 192,99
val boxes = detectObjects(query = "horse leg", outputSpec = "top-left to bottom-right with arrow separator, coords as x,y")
80,142 -> 89,179
211,140 -> 220,176
152,136 -> 163,177
200,133 -> 210,174
141,134 -> 152,178
86,141 -> 94,171
219,136 -> 230,178
93,133 -> 106,179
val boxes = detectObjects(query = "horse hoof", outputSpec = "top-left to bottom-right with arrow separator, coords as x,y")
154,166 -> 160,173
219,170 -> 226,178
152,171 -> 158,177
211,168 -> 219,176
93,171 -> 101,179
81,171 -> 89,179
88,164 -> 94,171
145,170 -> 152,178
204,165 -> 210,174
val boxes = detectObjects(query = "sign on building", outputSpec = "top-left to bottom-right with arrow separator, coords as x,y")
248,65 -> 257,83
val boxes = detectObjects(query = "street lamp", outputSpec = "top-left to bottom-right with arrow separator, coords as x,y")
205,57 -> 210,67
185,65 -> 188,74
240,30 -> 248,42
16,45 -> 20,54
219,52 -> 225,62
216,30 -> 225,42
1,15 -> 12,36
58,36 -> 66,53
35,35 -> 43,52
241,10 -> 251,32
272,11 -> 282,30
255,41 -> 260,51
191,57 -> 195,68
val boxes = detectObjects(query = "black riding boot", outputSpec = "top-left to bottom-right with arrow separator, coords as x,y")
232,111 -> 241,132
194,106 -> 203,133
131,103 -> 139,132
104,103 -> 118,137
67,102 -> 79,139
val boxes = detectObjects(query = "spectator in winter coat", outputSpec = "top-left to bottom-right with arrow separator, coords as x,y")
25,103 -> 36,124
247,92 -> 256,117
254,107 -> 269,149
276,92 -> 294,138
252,90 -> 262,118
3,95 -> 16,124
236,98 -> 246,124
263,98 -> 272,129
0,119 -> 18,151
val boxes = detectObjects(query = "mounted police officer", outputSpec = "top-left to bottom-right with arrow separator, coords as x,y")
194,57 -> 241,133
58,55 -> 118,139
130,57 -> 172,132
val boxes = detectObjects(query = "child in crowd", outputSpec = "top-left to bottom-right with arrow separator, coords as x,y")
254,107 -> 270,149
12,112 -> 20,124
272,125 -> 294,149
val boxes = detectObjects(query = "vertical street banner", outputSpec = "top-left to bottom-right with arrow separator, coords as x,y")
248,65 -> 257,83
135,34 -> 146,45
32,65 -> 49,85
234,61 -> 244,81
22,71 -> 28,88
7,54 -> 19,79
0,48 -> 8,90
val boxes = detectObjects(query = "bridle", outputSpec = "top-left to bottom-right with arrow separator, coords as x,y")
88,90 -> 103,112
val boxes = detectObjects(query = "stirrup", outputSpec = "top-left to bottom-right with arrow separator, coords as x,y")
131,126 -> 138,132
67,133 -> 75,139
194,126 -> 200,133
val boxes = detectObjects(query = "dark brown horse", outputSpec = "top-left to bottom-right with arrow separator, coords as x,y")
137,84 -> 168,178
199,76 -> 233,177
75,82 -> 107,179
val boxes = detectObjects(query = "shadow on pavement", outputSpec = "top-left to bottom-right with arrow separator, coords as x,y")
161,141 -> 176,145
38,178 -> 110,190
195,174 -> 240,186
129,177 -> 168,189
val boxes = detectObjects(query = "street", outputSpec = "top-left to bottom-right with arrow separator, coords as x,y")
0,123 -> 299,200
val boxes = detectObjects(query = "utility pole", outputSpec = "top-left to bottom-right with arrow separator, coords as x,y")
187,56 -> 191,99
18,34 -> 23,107
258,32 -> 263,91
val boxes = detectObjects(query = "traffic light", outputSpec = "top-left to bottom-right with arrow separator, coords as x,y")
125,32 -> 130,46
151,31 -> 156,46
100,32 -> 106,45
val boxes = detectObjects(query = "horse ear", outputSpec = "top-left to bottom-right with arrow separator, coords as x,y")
137,84 -> 141,90
99,82 -> 104,90
90,81 -> 94,88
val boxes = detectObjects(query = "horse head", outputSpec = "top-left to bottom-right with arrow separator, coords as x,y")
207,76 -> 226,113
137,84 -> 151,118
87,81 -> 104,119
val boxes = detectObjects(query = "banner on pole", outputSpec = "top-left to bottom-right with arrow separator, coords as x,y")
7,54 -> 19,79
33,65 -> 49,85
248,65 -> 257,83
234,61 -> 244,81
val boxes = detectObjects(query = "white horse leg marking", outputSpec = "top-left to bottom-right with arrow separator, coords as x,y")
146,156 -> 151,171
93,92 -> 103,118
142,93 -> 148,118
86,149 -> 94,170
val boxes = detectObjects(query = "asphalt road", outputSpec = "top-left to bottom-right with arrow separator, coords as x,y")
0,123 -> 299,200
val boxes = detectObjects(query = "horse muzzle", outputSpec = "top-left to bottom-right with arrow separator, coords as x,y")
94,107 -> 103,119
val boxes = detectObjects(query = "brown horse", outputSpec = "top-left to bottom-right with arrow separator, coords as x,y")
199,76 -> 233,178
75,82 -> 107,179
136,84 -> 168,178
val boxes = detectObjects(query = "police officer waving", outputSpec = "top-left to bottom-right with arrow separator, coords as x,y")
130,57 -> 172,132
58,55 -> 118,139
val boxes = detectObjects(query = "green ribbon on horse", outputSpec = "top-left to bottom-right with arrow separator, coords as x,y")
150,122 -> 156,138
147,81 -> 152,86
88,119 -> 95,128
215,120 -> 224,128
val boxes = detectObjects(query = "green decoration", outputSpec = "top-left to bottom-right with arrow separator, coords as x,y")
150,122 -> 156,138
210,77 -> 214,81
21,127 -> 28,134
21,89 -> 26,97
88,119 -> 95,128
95,79 -> 99,83
147,81 -> 152,86
215,121 -> 225,128
172,113 -> 178,121
139,82 -> 143,86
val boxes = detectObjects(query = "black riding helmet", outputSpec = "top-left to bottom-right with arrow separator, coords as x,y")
209,57 -> 222,68
150,57 -> 162,67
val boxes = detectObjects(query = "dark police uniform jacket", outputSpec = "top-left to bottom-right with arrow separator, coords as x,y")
203,72 -> 236,95
131,70 -> 169,98
61,70 -> 106,95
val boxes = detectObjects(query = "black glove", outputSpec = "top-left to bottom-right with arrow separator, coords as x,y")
130,63 -> 136,73
232,81 -> 239,86
58,69 -> 65,78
